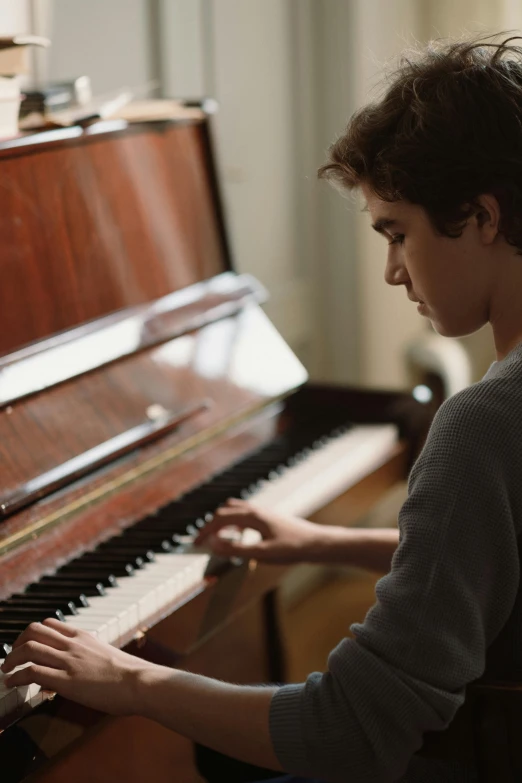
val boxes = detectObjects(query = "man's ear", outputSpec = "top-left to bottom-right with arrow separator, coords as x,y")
474,194 -> 501,243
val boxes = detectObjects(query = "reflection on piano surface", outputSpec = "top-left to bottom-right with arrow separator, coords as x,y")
0,105 -> 433,783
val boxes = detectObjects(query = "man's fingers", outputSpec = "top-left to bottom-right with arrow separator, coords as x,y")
210,535 -> 266,559
195,515 -> 252,544
10,621 -> 73,652
2,640 -> 67,674
4,663 -> 68,691
41,617 -> 80,638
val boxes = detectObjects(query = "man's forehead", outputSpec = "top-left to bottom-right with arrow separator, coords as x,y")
359,182 -> 406,213
361,195 -> 410,223
362,200 -> 402,224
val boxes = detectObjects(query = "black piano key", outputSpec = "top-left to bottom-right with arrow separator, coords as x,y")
163,503 -> 216,516
22,587 -> 92,604
1,642 -> 12,656
76,553 -> 146,569
16,589 -> 89,608
119,529 -> 180,548
116,534 -> 176,553
95,543 -> 155,561
213,465 -> 275,475
1,634 -> 19,647
2,598 -> 79,616
38,575 -> 115,590
130,520 -> 195,536
133,521 -> 205,537
0,608 -> 66,622
193,484 -> 249,494
155,510 -> 213,523
143,509 -> 213,526
0,620 -> 50,631
57,562 -> 133,578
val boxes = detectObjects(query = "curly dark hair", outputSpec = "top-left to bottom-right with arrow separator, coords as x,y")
318,34 -> 522,252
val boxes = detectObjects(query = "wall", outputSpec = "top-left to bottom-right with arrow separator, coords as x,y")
423,0 -> 510,38
47,0 -> 153,94
347,0 -> 426,388
161,0 -> 322,372
0,0 -> 29,34
312,0 -> 360,383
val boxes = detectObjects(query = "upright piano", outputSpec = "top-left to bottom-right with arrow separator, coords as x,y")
0,104 -> 432,782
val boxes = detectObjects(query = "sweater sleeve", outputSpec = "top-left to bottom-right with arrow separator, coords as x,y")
269,383 -> 521,783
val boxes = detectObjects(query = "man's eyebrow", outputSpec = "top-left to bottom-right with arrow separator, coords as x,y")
371,218 -> 397,234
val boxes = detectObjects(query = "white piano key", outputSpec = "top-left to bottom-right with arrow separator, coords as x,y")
0,661 -> 42,718
249,424 -> 398,517
64,616 -> 111,643
66,613 -> 119,643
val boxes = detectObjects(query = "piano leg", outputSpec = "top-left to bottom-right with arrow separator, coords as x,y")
193,589 -> 287,783
263,590 -> 286,684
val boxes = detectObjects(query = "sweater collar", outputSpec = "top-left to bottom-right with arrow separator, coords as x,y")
483,341 -> 522,380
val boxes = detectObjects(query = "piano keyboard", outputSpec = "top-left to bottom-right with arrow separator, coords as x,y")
0,413 -> 397,723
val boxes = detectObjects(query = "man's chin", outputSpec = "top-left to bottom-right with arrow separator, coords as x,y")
430,316 -> 484,339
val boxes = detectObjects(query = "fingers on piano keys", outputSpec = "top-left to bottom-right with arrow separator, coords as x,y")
0,660 -> 43,720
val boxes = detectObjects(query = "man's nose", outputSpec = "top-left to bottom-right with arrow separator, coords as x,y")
384,252 -> 408,287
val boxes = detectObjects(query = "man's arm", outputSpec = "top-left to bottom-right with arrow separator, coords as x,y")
309,525 -> 399,572
138,667 -> 281,770
195,497 -> 399,572
1,619 -> 283,771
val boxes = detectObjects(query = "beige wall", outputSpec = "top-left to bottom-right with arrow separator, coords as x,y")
423,0 -> 501,37
162,0 -> 322,373
423,0 -> 522,38
351,0 -> 426,388
48,0 -> 153,94
0,0 -> 29,34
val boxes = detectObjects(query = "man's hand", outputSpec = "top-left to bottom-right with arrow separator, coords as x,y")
0,618 -> 156,715
195,498 -> 324,564
0,617 -> 282,772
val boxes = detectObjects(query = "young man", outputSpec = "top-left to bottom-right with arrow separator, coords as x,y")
4,34 -> 522,783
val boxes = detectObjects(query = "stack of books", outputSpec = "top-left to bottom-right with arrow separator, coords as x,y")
0,35 -> 49,138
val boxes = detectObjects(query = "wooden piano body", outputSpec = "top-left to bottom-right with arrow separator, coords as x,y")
0,107 -> 432,782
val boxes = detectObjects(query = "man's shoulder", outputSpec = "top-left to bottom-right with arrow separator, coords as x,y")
430,376 -> 516,442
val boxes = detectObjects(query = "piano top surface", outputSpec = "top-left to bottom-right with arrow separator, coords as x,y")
0,114 -> 231,357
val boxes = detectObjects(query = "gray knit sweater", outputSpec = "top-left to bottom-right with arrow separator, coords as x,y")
269,342 -> 522,783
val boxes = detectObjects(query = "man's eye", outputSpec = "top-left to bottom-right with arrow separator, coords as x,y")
388,234 -> 405,245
